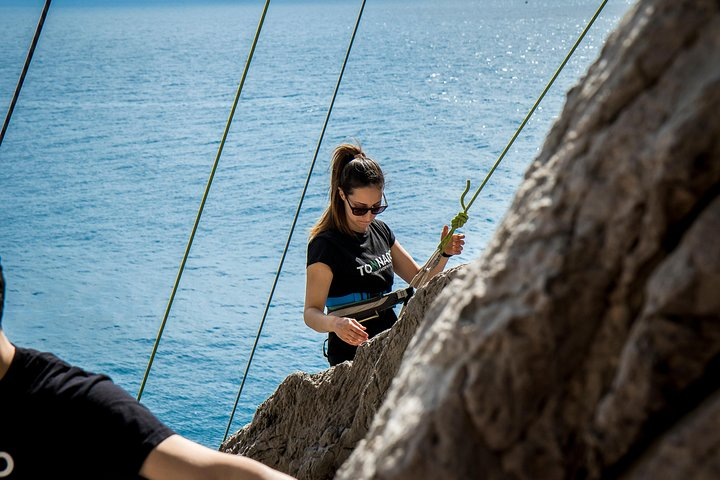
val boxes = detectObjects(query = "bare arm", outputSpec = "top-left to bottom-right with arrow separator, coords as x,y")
304,262 -> 367,346
303,262 -> 336,333
391,226 -> 465,284
140,434 -> 296,480
390,240 -> 424,284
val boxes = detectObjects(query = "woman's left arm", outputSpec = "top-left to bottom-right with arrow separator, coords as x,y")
391,225 -> 465,284
391,240 -> 421,284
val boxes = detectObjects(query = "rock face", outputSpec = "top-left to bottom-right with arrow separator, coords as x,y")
224,0 -> 720,478
221,268 -> 462,479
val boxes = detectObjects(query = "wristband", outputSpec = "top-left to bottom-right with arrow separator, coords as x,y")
441,252 -> 453,258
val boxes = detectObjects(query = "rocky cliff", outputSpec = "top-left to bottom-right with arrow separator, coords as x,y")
222,0 -> 720,478
221,266 -> 462,478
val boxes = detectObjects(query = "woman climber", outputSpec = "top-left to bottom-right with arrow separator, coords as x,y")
304,143 -> 465,366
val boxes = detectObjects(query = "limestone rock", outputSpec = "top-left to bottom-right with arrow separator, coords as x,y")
225,0 -> 720,478
221,267 -> 463,479
338,0 -> 720,478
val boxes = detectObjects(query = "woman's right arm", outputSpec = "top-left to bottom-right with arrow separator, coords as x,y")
304,262 -> 368,346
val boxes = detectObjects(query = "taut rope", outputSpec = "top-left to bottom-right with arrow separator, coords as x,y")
138,0 -> 273,402
410,0 -> 610,289
0,0 -> 53,148
221,0 -> 370,445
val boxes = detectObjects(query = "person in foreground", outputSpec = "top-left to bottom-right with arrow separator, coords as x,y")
304,143 -> 465,366
0,262 -> 294,480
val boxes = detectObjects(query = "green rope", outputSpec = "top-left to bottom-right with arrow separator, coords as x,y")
137,0 -> 272,402
0,0 -> 52,148
451,212 -> 469,230
436,0 -> 609,254
220,0 -> 368,445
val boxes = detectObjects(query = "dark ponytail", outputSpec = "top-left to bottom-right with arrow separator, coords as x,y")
310,143 -> 384,238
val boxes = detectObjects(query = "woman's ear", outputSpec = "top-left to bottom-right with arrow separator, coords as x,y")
338,188 -> 346,201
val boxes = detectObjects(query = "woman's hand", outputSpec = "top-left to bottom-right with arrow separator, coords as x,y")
441,225 -> 465,256
330,316 -> 368,346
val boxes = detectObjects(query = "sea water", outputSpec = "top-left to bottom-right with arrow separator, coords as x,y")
0,0 -> 634,447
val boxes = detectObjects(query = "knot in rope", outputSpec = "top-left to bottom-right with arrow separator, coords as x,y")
451,211 -> 469,230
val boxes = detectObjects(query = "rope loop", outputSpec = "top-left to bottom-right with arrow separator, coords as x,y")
451,211 -> 469,230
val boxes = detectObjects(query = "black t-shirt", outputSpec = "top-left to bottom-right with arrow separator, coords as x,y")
0,346 -> 174,479
307,220 -> 397,365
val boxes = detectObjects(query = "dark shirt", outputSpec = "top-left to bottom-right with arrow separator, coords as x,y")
0,346 -> 174,479
307,220 -> 397,364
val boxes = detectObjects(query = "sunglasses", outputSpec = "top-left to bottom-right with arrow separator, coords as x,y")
344,193 -> 388,216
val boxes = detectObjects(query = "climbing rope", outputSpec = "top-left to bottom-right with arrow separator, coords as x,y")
0,0 -> 52,148
137,0 -> 272,402
221,0 -> 369,445
410,0 -> 610,289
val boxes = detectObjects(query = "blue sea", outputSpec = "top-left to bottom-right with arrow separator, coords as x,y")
0,0 -> 633,448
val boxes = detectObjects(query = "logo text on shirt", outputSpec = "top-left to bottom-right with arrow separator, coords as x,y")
356,250 -> 392,277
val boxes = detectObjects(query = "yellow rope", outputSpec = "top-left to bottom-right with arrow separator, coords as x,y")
1,0 -> 52,147
412,0 -> 610,288
137,0 -> 272,402
221,0 -> 369,445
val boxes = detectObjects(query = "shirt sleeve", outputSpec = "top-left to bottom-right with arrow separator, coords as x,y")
376,220 -> 396,247
82,377 -> 175,475
307,234 -> 335,271
2,348 -> 175,478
